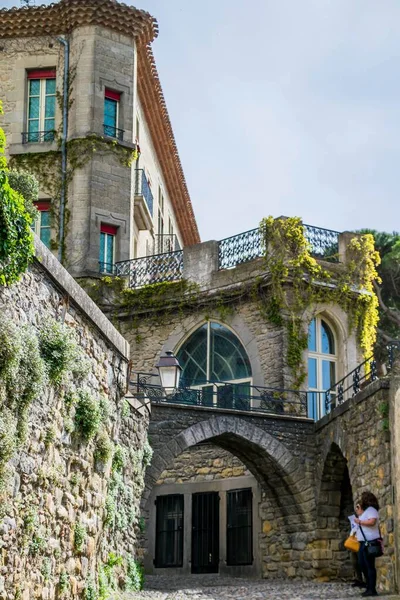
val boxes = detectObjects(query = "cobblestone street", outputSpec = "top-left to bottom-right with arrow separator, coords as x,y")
121,576 -> 400,600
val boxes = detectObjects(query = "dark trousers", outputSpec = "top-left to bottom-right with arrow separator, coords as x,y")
358,542 -> 377,592
351,549 -> 363,582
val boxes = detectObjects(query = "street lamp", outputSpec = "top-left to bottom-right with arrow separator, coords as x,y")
156,351 -> 182,396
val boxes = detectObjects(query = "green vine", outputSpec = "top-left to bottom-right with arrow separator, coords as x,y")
258,216 -> 380,387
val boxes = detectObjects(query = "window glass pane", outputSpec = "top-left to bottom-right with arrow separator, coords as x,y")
99,232 -> 106,266
308,318 -> 316,352
28,120 -> 39,133
104,98 -> 117,128
40,227 -> 51,248
29,80 -> 40,96
307,391 -> 318,420
177,324 -> 208,386
210,322 -> 252,382
308,357 -> 317,389
321,320 -> 335,354
40,211 -> 50,227
106,233 -> 114,264
28,96 -> 40,119
46,78 -> 56,95
45,95 -> 55,118
322,360 -> 335,390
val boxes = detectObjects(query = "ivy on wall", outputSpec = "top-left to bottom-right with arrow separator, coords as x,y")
0,101 -> 36,285
258,216 -> 380,387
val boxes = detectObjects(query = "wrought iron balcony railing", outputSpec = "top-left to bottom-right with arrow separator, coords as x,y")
115,250 -> 183,288
135,169 -> 153,217
153,234 -> 181,255
324,342 -> 400,414
22,130 -> 55,144
218,223 -> 340,270
103,124 -> 124,141
132,372 -> 312,418
98,261 -> 116,275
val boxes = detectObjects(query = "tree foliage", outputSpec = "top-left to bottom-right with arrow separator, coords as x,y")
0,101 -> 35,285
358,229 -> 400,348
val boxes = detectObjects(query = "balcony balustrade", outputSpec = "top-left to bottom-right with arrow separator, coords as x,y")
134,169 -> 154,231
103,124 -> 124,141
22,130 -> 55,144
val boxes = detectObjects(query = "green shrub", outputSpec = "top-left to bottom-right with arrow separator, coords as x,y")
58,571 -> 69,595
6,170 -> 39,220
73,522 -> 86,554
94,429 -> 113,463
29,533 -> 46,556
0,317 -> 20,384
39,320 -> 81,385
104,494 -> 116,527
74,390 -> 101,440
112,445 -> 125,473
83,579 -> 97,600
142,437 -> 153,467
126,558 -> 144,592
0,407 -> 17,488
44,425 -> 56,448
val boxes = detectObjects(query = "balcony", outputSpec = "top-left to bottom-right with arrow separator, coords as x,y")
153,234 -> 181,255
103,124 -> 124,141
22,130 -> 55,144
134,169 -> 154,231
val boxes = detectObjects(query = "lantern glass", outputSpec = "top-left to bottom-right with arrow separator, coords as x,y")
156,351 -> 182,395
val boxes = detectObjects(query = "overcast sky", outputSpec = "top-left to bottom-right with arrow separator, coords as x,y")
3,0 -> 400,241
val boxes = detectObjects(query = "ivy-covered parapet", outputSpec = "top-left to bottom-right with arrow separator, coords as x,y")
258,216 -> 380,387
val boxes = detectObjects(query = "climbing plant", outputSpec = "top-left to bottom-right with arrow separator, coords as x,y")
0,101 -> 35,285
258,216 -> 380,386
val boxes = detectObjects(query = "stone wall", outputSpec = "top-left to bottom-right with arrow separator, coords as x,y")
0,239 -> 149,600
156,444 -> 250,485
315,379 -> 394,592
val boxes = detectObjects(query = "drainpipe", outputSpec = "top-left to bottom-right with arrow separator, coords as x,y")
56,36 -> 69,264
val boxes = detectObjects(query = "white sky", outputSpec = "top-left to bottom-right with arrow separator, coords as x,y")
2,0 -> 400,241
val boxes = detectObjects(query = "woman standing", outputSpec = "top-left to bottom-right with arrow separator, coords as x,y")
351,502 -> 366,588
354,491 -> 380,597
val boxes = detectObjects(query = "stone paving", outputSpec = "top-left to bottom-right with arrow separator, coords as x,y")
120,576 -> 400,600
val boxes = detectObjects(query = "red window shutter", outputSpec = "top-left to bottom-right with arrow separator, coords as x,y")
105,89 -> 121,102
101,224 -> 118,235
28,69 -> 56,79
35,201 -> 51,212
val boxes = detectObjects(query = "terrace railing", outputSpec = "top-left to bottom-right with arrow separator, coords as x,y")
218,223 -> 340,270
22,130 -> 55,144
103,124 -> 124,141
115,250 -> 183,288
324,342 -> 400,414
132,373 -> 313,418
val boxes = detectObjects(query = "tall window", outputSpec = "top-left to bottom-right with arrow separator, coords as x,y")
99,224 -> 117,274
104,89 -> 121,139
158,186 -> 164,237
155,494 -> 184,568
226,488 -> 253,566
32,201 -> 51,248
308,316 -> 337,419
177,322 -> 252,387
26,70 -> 56,143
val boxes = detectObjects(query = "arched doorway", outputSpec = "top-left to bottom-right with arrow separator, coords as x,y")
140,416 -> 312,579
316,443 -> 354,579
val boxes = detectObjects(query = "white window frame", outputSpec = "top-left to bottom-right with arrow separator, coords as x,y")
27,78 -> 56,134
308,316 -> 337,418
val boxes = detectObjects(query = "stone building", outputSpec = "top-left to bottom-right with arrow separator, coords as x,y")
92,223 -> 399,590
0,0 -> 199,278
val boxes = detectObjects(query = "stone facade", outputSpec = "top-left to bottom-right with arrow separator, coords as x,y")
0,239 -> 149,599
0,0 -> 199,278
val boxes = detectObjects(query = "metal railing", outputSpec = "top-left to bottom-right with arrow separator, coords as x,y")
324,342 -> 400,414
218,223 -> 340,270
135,169 -> 153,217
22,130 -> 55,144
153,234 -> 181,255
132,373 -> 311,418
98,261 -> 116,275
115,250 -> 183,288
103,124 -> 124,141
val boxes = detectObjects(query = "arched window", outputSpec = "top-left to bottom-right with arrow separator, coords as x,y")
177,322 -> 252,386
308,316 -> 337,419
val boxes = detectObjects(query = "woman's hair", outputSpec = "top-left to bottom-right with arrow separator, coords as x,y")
360,491 -> 379,511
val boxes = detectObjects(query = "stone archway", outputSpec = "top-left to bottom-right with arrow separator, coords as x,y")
315,442 -> 354,580
141,415 -> 316,579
